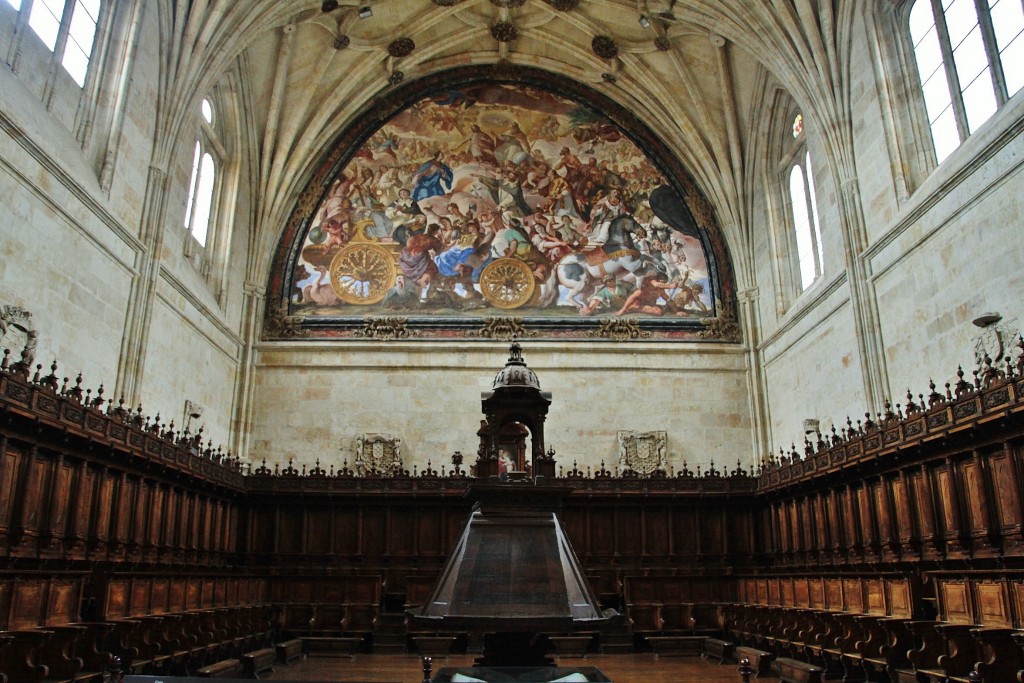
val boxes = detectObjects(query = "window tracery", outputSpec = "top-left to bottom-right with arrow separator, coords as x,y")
7,0 -> 101,87
908,0 -> 1024,164
183,97 -> 224,276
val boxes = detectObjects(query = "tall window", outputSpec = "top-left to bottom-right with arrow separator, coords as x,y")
910,0 -> 1024,164
184,99 -> 218,249
788,117 -> 824,291
9,0 -> 101,87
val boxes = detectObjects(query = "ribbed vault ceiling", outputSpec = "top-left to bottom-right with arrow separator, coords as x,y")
154,0 -> 864,287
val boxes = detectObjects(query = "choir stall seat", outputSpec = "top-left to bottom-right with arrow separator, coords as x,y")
897,621 -> 945,683
969,627 -> 1021,683
861,617 -> 913,683
793,610 -> 829,669
915,623 -> 978,683
136,615 -> 179,673
0,629 -> 50,683
0,634 -> 10,683
814,611 -> 855,680
41,624 -> 112,683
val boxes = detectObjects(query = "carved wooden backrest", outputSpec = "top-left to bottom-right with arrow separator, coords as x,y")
617,430 -> 667,475
353,433 -> 403,476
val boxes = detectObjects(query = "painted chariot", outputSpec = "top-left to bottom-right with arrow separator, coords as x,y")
300,218 -> 538,310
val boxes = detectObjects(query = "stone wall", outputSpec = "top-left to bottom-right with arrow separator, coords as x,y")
0,1 -> 1020,471
248,342 -> 751,474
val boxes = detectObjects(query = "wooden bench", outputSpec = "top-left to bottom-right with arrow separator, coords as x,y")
735,646 -> 774,678
301,636 -> 361,658
412,635 -> 458,657
776,657 -> 824,683
703,637 -> 734,663
645,635 -> 705,656
276,638 -> 303,664
548,634 -> 595,658
195,658 -> 242,678
241,647 -> 276,678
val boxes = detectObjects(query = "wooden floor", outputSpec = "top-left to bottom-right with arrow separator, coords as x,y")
261,653 -> 766,682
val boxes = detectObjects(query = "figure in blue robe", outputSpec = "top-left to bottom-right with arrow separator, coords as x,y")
411,154 -> 453,202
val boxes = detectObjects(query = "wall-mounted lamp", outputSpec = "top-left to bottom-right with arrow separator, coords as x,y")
802,418 -> 819,435
183,400 -> 204,433
638,14 -> 651,28
358,6 -> 373,18
972,312 -> 1002,327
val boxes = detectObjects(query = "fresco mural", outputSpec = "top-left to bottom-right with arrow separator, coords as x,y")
288,83 -> 719,327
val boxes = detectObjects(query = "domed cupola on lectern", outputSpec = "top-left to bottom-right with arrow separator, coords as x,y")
476,339 -> 554,479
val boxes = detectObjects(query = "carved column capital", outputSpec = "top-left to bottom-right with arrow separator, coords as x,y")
737,287 -> 759,303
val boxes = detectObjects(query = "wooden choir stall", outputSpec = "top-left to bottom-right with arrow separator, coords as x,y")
1,337 -> 1024,682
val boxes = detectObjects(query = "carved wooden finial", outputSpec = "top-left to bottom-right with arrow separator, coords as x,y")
737,657 -> 754,682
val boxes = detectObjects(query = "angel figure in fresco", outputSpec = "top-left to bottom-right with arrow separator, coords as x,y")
411,152 -> 454,202
370,132 -> 401,162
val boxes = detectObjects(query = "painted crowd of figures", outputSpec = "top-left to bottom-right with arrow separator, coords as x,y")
294,84 -> 713,317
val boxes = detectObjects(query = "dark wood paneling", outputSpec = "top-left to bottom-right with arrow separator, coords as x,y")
417,504 -> 444,556
589,507 -> 615,557
645,506 -> 670,556
9,578 -> 44,629
390,507 -> 416,555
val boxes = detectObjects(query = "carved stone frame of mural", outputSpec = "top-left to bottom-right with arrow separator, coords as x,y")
617,430 -> 668,476
353,433 -> 403,476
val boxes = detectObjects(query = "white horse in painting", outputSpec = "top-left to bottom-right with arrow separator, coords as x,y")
551,214 -> 655,310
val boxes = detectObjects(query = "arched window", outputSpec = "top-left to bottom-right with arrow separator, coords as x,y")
909,0 -> 1024,164
788,118 -> 824,291
184,143 -> 216,247
184,98 -> 221,258
7,0 -> 101,87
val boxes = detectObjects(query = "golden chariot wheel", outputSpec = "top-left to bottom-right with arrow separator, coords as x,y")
328,242 -> 397,305
479,257 -> 536,309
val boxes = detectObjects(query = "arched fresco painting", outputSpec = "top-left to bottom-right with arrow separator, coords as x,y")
270,74 -> 736,341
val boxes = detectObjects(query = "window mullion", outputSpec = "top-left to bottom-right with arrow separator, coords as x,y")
186,145 -> 204,237
192,161 -> 206,235
802,168 -> 821,279
53,0 -> 75,61
931,0 -> 971,142
6,0 -> 35,73
974,0 -> 1009,104
41,0 -> 75,109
